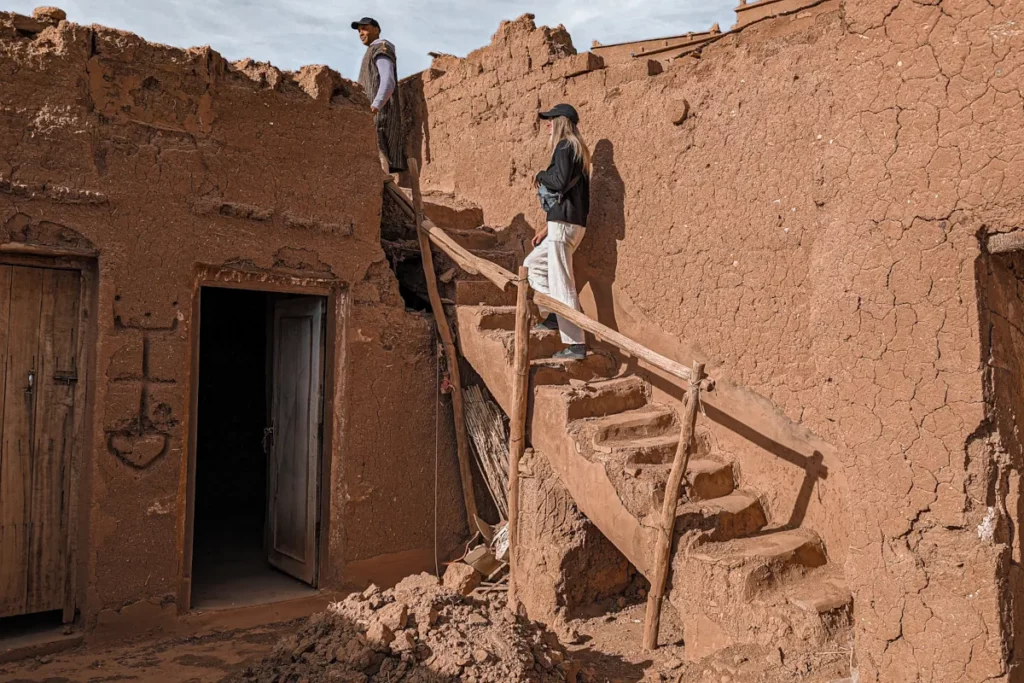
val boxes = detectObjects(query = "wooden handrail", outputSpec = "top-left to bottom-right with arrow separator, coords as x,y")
385,177 -> 693,382
533,293 -> 693,382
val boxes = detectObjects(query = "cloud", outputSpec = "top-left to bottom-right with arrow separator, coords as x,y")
6,0 -> 735,78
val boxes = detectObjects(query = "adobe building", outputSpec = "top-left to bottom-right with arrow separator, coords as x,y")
396,0 -> 1024,681
0,9 -> 466,640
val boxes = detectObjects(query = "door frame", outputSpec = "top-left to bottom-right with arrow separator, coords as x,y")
0,249 -> 96,625
178,267 -> 343,612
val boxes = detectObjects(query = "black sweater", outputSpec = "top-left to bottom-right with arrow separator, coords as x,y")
535,141 -> 590,228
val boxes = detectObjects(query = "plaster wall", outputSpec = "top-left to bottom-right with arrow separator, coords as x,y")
401,3 -> 1024,679
0,13 -> 465,632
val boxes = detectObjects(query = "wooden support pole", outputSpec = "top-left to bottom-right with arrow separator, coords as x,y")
407,160 -> 481,535
643,360 -> 706,651
506,266 -> 531,610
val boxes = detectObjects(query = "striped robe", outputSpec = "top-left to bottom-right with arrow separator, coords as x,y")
359,40 -> 406,173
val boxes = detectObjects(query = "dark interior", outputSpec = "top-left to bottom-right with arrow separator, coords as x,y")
191,287 -> 312,609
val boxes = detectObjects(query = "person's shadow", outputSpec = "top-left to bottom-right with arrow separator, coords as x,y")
576,139 -> 625,331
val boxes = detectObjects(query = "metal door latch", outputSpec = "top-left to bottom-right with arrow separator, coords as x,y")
53,371 -> 78,385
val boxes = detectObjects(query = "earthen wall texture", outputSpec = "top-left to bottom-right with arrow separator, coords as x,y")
0,14 -> 465,629
403,3 -> 1024,680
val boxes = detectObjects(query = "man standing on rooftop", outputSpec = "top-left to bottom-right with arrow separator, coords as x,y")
353,17 -> 406,174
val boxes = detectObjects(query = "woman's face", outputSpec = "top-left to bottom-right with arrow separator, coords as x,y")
545,119 -> 553,136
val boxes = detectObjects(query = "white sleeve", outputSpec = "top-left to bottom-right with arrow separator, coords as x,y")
372,55 -> 396,109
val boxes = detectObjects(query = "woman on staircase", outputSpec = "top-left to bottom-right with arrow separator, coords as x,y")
525,103 -> 592,361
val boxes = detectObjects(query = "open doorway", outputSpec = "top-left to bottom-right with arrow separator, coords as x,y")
190,287 -> 326,610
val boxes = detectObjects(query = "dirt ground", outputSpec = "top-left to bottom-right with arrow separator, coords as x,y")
0,595 -> 851,683
0,622 -> 296,683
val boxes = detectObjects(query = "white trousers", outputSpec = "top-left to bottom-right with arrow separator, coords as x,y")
524,221 -> 587,345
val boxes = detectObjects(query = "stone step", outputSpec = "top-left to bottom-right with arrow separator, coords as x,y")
590,404 -> 678,444
564,376 -> 648,421
454,279 -> 517,307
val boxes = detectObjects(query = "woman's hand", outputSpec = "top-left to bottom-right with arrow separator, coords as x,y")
532,226 -> 548,247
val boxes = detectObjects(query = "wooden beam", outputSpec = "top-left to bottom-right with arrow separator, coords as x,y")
506,266 -> 531,611
407,160 -> 481,533
643,360 -> 705,650
988,230 -> 1024,254
533,291 -> 693,383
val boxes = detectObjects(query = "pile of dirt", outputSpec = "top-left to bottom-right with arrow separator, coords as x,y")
228,572 -> 579,683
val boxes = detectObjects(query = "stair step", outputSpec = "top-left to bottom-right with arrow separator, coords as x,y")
444,227 -> 499,251
530,352 -> 617,386
686,459 -> 736,501
689,528 -> 827,574
784,570 -> 852,615
477,306 -> 515,330
455,279 -> 517,307
422,192 -> 484,232
590,404 -> 678,444
671,491 -> 767,541
669,529 -> 845,661
610,434 -> 678,464
472,248 -> 518,272
565,376 -> 648,421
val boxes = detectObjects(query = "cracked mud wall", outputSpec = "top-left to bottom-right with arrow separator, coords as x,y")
403,2 -> 1024,680
0,13 -> 464,630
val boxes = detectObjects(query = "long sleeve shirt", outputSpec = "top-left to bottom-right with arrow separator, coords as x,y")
372,51 -> 396,110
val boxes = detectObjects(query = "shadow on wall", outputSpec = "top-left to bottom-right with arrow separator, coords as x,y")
574,140 -> 830,531
577,138 -> 625,332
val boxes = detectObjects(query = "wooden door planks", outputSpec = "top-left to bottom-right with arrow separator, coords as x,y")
27,269 -> 80,613
0,266 -> 44,618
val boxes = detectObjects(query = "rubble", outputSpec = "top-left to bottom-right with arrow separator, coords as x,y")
230,572 -> 579,683
442,562 -> 482,596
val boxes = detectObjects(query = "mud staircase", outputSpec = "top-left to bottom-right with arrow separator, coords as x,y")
417,191 -> 853,660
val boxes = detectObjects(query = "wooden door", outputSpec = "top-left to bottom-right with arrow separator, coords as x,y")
0,265 -> 80,618
267,297 -> 324,585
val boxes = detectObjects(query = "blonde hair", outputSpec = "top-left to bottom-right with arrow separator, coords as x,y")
549,116 -> 592,177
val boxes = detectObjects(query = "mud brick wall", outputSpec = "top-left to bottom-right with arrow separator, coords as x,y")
402,3 -> 1024,681
0,13 -> 465,628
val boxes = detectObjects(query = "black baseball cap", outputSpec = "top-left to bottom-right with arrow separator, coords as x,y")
351,17 -> 380,30
539,103 -> 579,125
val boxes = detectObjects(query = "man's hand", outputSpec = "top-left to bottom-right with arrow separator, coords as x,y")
532,227 -> 548,247
370,105 -> 380,114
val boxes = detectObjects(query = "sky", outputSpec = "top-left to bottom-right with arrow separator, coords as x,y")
5,0 -> 736,79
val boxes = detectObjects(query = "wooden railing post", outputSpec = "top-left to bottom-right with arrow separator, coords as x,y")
507,266 -> 531,610
408,159 -> 481,536
643,360 -> 706,650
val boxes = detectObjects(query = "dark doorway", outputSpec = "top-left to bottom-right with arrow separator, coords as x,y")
191,287 -> 325,610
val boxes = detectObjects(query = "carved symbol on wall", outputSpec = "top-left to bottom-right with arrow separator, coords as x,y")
106,333 -> 178,470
